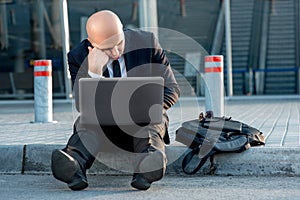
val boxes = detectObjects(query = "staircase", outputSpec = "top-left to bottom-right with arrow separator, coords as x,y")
264,0 -> 298,94
221,0 -> 256,95
220,0 -> 299,95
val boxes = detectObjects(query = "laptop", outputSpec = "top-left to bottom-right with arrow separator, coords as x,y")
79,77 -> 164,126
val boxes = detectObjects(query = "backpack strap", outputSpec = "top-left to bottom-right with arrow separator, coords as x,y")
182,147 -> 216,175
181,134 -> 250,175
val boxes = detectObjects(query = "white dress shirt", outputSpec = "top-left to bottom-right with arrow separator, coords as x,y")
88,55 -> 127,78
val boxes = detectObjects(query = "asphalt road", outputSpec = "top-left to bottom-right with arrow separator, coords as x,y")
1,174 -> 299,200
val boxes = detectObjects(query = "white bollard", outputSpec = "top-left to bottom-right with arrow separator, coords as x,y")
204,55 -> 224,117
34,60 -> 53,123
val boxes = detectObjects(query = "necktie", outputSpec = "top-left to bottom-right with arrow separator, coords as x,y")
112,60 -> 121,77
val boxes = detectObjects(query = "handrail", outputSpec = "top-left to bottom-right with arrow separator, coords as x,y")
253,67 -> 298,72
224,67 -> 299,73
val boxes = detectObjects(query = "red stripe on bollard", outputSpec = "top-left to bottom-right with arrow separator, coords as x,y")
34,71 -> 52,77
205,67 -> 222,73
205,56 -> 222,62
34,60 -> 51,67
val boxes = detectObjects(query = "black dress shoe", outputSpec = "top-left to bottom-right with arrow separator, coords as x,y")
138,150 -> 165,182
51,149 -> 88,191
131,150 -> 166,190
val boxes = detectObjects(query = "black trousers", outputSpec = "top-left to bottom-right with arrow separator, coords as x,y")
64,113 -> 168,173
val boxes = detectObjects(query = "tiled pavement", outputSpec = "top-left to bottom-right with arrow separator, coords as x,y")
0,96 -> 299,147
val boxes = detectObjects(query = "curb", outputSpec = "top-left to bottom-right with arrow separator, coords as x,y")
213,147 -> 300,176
0,144 -> 299,176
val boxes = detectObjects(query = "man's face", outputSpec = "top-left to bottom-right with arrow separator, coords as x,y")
90,32 -> 125,60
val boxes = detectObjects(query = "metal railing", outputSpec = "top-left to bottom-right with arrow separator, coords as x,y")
0,71 -> 65,99
223,67 -> 299,95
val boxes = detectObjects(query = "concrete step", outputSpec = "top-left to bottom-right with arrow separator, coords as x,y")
1,144 -> 299,176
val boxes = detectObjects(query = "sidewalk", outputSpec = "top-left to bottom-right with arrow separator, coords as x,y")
0,96 -> 299,176
1,174 -> 300,200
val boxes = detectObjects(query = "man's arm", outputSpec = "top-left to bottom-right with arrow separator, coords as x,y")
151,34 -> 180,110
68,51 -> 84,88
68,40 -> 108,87
67,50 -> 88,112
67,39 -> 109,112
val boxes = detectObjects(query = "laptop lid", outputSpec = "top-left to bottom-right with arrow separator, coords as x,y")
79,77 -> 164,126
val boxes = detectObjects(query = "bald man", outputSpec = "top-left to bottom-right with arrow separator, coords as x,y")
51,10 -> 180,191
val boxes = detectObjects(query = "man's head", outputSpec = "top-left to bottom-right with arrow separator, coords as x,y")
86,10 -> 125,60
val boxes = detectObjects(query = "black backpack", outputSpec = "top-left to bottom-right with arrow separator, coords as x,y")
175,111 -> 265,175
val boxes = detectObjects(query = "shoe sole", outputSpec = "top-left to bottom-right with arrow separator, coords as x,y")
68,178 -> 88,191
51,149 -> 79,183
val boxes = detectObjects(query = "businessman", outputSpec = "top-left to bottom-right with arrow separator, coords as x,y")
51,10 -> 180,191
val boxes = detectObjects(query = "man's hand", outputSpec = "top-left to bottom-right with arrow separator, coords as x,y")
87,46 -> 109,75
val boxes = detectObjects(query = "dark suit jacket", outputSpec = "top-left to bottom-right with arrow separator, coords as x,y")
67,29 -> 180,144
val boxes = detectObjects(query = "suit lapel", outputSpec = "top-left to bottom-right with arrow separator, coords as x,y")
124,53 -> 134,76
123,30 -> 137,76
